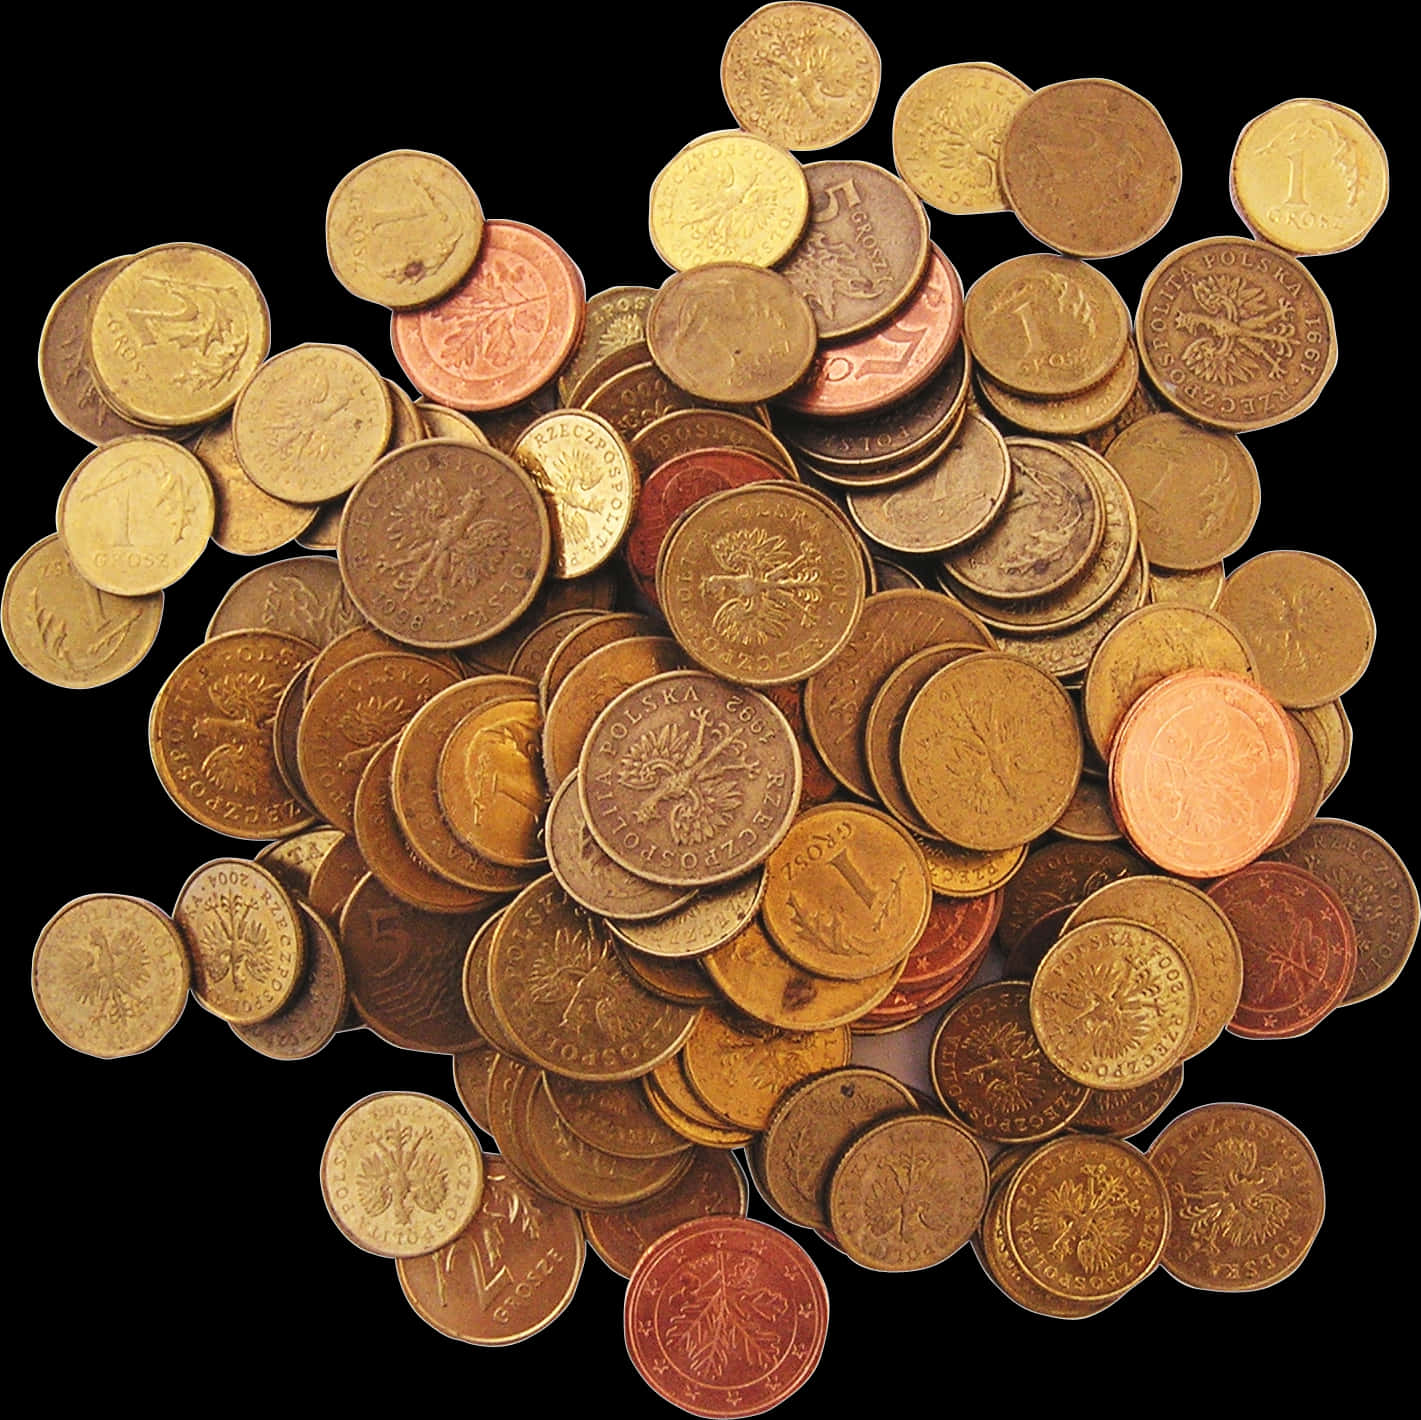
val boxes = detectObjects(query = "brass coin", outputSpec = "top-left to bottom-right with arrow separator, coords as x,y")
461,910 -> 526,1060
1271,714 -> 1326,850
451,1041 -> 500,1133
305,626 -> 460,702
1137,236 -> 1337,432
901,652 -> 1083,850
1294,700 -> 1353,805
630,407 -> 797,480
325,149 -> 484,309
539,611 -> 657,710
1105,413 -> 1260,571
616,948 -> 718,1008
339,439 -> 551,649
194,416 -> 318,555
1051,778 -> 1122,842
205,554 -> 364,646
583,360 -> 703,439
647,263 -> 817,403
173,858 -> 305,1025
648,130 -> 810,271
57,435 -> 214,596
778,159 -> 931,339
976,339 -> 1140,438
306,835 -> 369,927
254,826 -> 344,900
509,610 -> 606,688
964,254 -> 1129,398
1000,79 -> 1182,258
32,894 -> 190,1059
918,838 -> 1027,898
415,404 -> 489,446
3,534 -> 162,688
1149,561 -> 1224,611
998,840 -> 1147,955
321,1091 -> 484,1259
232,343 -> 392,503
560,286 -> 656,404
88,242 -> 270,427
721,3 -> 880,150
892,62 -> 1033,215
1073,1064 -> 1183,1138
461,570 -> 616,676
608,871 -> 765,959
643,1062 -> 754,1149
544,1073 -> 692,1161
1216,549 -> 1374,708
1231,98 -> 1389,256
658,482 -> 867,686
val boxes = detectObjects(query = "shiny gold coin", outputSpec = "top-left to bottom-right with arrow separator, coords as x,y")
1105,413 -> 1260,571
437,696 -> 546,868
3,534 -> 162,688
326,149 -> 484,309
918,838 -> 1027,898
512,410 -> 637,579
321,1091 -> 484,1258
892,62 -> 1032,215
647,264 -> 817,403
643,1060 -> 755,1148
205,554 -> 363,646
414,403 -> 489,446
174,858 -> 305,1025
976,340 -> 1140,438
964,254 -> 1129,398
1231,98 -> 1388,256
33,894 -> 190,1058
762,803 -> 931,980
721,3 -> 879,150
901,653 -> 1083,850
1148,561 -> 1224,611
1030,919 -> 1197,1089
88,242 -> 270,427
232,344 -> 392,503
57,435 -> 214,596
648,130 -> 809,271
680,1007 -> 851,1131
193,416 -> 318,555
609,871 -> 765,958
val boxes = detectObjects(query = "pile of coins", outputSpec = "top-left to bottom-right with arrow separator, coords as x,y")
17,4 -> 1411,1408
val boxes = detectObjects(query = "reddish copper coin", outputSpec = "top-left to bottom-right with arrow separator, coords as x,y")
777,244 -> 964,417
897,890 -> 1003,988
624,446 -> 788,607
761,683 -> 839,806
390,219 -> 585,411
1110,670 -> 1298,878
1208,861 -> 1357,1039
624,1216 -> 828,1418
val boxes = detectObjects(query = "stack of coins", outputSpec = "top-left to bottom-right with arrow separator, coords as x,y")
16,6 -> 1410,1410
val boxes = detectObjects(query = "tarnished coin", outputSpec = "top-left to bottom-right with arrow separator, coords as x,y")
232,344 -> 392,503
643,1055 -> 753,1148
305,626 -> 460,702
721,3 -> 880,150
1293,701 -> 1353,806
206,554 -> 364,646
583,360 -> 703,439
779,159 -> 930,339
326,149 -> 484,308
648,130 -> 810,271
898,891 -> 1001,987
57,436 -> 214,596
828,1113 -> 987,1270
560,286 -> 656,404
33,894 -> 190,1059
88,242 -> 270,427
232,900 -> 348,1060
579,671 -> 801,888
964,254 -> 1130,398
255,827 -> 344,900
1000,78 -> 1182,258
1216,550 -> 1374,708
415,404 -> 488,446
545,1074 -> 692,1161
998,840 -> 1147,953
658,482 -> 866,686
307,834 -> 370,927
194,417 -> 318,555
174,858 -> 305,1025
977,340 -> 1140,438
629,407 -> 796,480
609,872 -> 765,959
647,263 -> 817,403
892,62 -> 1033,214
540,611 -> 658,710
1073,1065 -> 1182,1138
391,220 -> 585,410
1137,236 -> 1337,432
339,439 -> 551,649
1148,1103 -> 1325,1292
1105,413 -> 1260,571
901,652 -> 1083,851
1231,98 -> 1388,256
3,534 -> 162,688
322,1091 -> 484,1259
1052,777 -> 1122,842
512,410 -> 636,579
1149,561 -> 1225,611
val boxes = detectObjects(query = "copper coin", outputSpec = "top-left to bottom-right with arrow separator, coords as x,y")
998,840 -> 1147,954
777,243 -> 963,417
629,407 -> 797,480
390,219 -> 585,411
1208,861 -> 1357,1039
624,1216 -> 828,1418
897,890 -> 1002,988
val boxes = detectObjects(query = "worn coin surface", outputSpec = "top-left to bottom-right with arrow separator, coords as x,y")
205,554 -> 363,646
560,286 -> 656,404
976,341 -> 1140,438
194,417 -> 318,555
232,900 -> 348,1060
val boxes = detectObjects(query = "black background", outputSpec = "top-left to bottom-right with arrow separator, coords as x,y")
14,8 -> 1410,1407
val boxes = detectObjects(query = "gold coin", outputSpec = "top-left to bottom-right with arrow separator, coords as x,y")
539,610 -> 659,713
1231,98 -> 1388,256
721,3 -> 880,150
1293,700 -> 1352,805
326,149 -> 484,309
544,1073 -> 692,1160
3,534 -> 162,688
305,626 -> 461,702
630,407 -> 797,479
976,340 -> 1140,438
918,838 -> 1027,898
510,609 -> 606,690
414,403 -> 489,446
608,871 -> 765,958
452,1041 -> 500,1133
512,410 -> 637,578
32,894 -> 190,1058
559,286 -> 656,404
648,131 -> 809,271
643,1061 -> 754,1148
321,1091 -> 484,1258
647,264 -> 817,402
306,835 -> 370,928
57,435 -> 214,596
1271,714 -> 1326,850
892,63 -> 1032,215
88,242 -> 270,427
254,826 -> 344,899
1052,777 -> 1122,842
205,554 -> 364,646
193,416 -> 318,555
173,858 -> 305,1025
901,652 -> 1083,850
1216,549 -> 1374,707
1148,561 -> 1224,611
232,344 -> 392,503
1073,1064 -> 1183,1138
